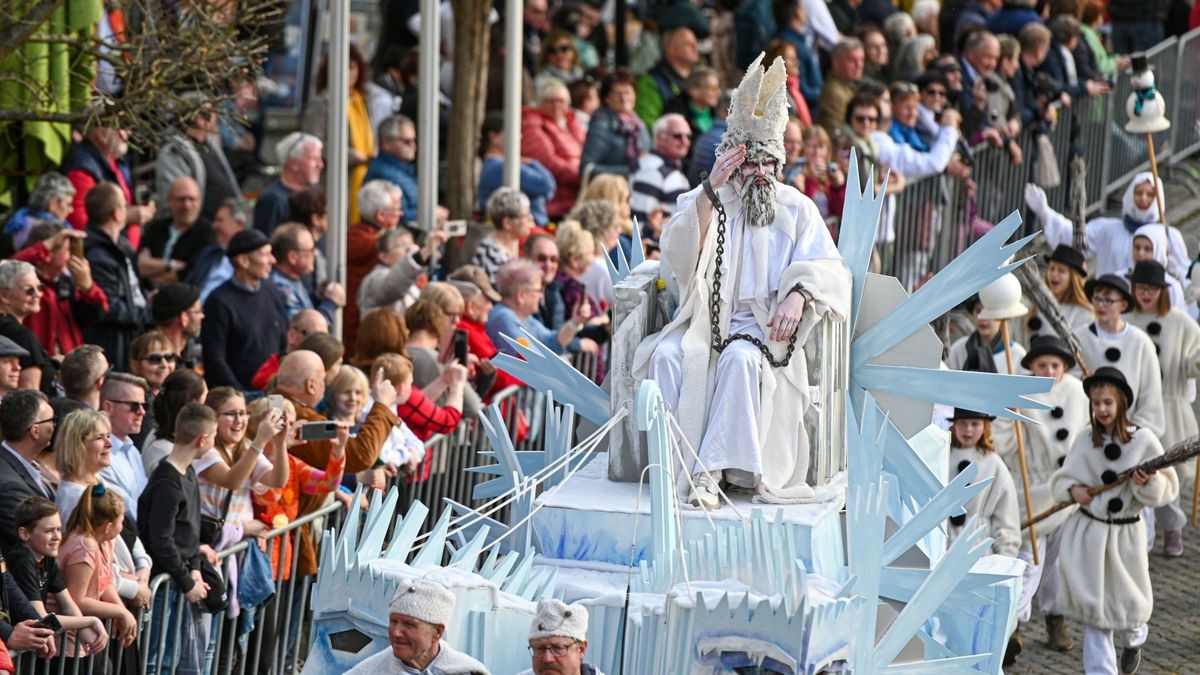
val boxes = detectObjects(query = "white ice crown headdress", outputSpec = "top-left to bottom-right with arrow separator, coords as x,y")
720,52 -> 789,159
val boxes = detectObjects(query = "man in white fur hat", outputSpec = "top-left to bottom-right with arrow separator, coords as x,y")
347,578 -> 490,675
517,598 -> 603,675
633,53 -> 851,509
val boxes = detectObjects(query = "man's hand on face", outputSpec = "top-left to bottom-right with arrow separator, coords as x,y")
707,145 -> 747,191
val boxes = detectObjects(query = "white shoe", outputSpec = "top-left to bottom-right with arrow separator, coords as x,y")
688,471 -> 721,509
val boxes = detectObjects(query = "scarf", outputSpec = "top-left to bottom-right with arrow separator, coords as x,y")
1133,84 -> 1156,115
1123,214 -> 1150,234
616,111 -> 644,172
889,122 -> 929,152
962,330 -> 1003,373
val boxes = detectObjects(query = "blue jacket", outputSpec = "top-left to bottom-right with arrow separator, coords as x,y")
363,153 -> 419,221
775,27 -> 823,106
985,5 -> 1042,36
477,157 -> 556,226
687,119 -> 727,187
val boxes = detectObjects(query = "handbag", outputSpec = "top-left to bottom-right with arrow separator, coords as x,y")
199,489 -> 234,546
197,558 -> 228,613
1034,132 -> 1062,189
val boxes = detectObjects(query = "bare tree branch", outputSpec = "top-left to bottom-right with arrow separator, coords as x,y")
0,0 -> 68,62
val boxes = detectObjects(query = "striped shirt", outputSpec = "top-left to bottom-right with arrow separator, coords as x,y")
630,151 -> 690,229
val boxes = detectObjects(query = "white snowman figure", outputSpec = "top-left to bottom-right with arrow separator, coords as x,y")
1125,53 -> 1170,134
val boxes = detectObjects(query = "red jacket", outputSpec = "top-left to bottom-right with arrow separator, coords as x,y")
521,107 -> 586,219
398,388 -> 462,441
14,240 -> 109,356
343,220 -> 382,356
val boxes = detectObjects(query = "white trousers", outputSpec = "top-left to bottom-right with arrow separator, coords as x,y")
1015,529 -> 1064,622
1144,498 -> 1187,549
648,306 -> 765,488
1082,623 -> 1148,675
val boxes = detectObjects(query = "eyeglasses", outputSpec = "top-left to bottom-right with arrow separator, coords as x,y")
924,88 -> 948,97
534,254 -> 559,263
19,285 -> 43,298
546,43 -> 573,55
139,352 -> 178,365
528,642 -> 579,658
218,410 -> 250,420
107,400 -> 146,413
853,115 -> 879,125
669,132 -> 692,141
1091,295 -> 1124,306
28,417 -> 55,433
394,137 -> 416,146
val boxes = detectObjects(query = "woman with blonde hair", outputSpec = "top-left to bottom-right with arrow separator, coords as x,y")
582,174 -> 639,256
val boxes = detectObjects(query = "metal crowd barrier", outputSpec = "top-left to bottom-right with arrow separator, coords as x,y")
12,500 -> 345,675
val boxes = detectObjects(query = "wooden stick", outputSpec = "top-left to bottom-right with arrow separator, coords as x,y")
1146,134 -> 1166,226
1192,457 -> 1199,527
1001,319 -> 1039,563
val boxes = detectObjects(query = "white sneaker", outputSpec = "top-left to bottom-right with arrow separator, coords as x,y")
688,471 -> 721,509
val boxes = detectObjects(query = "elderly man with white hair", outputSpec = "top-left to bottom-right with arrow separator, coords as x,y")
254,132 -> 324,235
517,599 -> 603,675
630,113 -> 692,234
347,578 -> 489,675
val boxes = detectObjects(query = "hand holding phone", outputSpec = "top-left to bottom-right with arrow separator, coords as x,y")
443,220 -> 467,237
453,329 -> 469,365
299,420 -> 339,441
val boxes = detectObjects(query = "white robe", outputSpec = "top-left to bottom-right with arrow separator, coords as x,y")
1041,171 -> 1188,280
1010,301 -> 1093,348
1130,223 -> 1188,311
947,445 -> 1021,557
346,640 -> 490,675
996,374 -> 1090,534
633,181 -> 851,500
1072,323 -> 1166,437
1126,309 -> 1200,449
1050,426 -> 1178,630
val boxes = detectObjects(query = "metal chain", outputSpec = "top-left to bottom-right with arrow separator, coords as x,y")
703,181 -> 799,369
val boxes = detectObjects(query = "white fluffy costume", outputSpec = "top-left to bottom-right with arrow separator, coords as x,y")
346,641 -> 490,675
947,445 -> 1021,557
633,54 -> 851,502
1073,323 -> 1166,438
1126,308 -> 1200,450
1050,426 -> 1179,630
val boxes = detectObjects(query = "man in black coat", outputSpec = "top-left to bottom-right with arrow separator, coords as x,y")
82,184 -> 152,373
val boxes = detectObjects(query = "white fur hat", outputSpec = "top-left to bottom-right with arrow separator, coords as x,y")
388,579 -> 456,627
529,598 -> 588,642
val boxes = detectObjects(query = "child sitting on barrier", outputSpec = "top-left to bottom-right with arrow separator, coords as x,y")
11,496 -> 109,655
58,486 -> 138,650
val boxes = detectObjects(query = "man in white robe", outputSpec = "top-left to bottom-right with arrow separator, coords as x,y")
633,54 -> 851,508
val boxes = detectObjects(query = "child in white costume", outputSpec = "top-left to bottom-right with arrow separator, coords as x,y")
1072,274 -> 1166,437
996,336 -> 1090,652
1051,367 -> 1179,675
1012,245 -> 1094,348
1130,225 -> 1187,311
947,297 -> 1027,374
1125,259 -> 1200,558
945,408 -> 1022,665
1031,171 -> 1188,281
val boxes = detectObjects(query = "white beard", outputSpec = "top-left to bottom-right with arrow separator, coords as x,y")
738,175 -> 777,227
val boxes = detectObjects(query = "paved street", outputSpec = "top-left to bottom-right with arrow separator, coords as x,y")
1007,479 -> 1200,674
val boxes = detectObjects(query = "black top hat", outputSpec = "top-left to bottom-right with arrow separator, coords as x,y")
1129,259 -> 1168,288
1130,53 -> 1150,74
1082,366 -> 1134,405
1021,335 -> 1077,370
947,408 -> 997,422
1045,244 -> 1086,277
1084,274 -> 1134,309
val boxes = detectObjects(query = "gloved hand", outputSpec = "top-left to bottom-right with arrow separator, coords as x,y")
1024,184 -> 1050,219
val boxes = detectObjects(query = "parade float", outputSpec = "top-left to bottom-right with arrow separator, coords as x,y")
297,148 -> 1060,674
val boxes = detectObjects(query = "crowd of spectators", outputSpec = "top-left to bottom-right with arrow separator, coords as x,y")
0,0 -> 1191,668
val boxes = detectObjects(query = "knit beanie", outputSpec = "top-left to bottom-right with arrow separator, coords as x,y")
528,598 -> 588,642
388,579 -> 456,626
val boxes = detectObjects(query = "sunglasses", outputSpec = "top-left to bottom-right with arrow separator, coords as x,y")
108,400 -> 146,413
19,285 -> 43,298
893,82 -> 918,94
546,44 -> 573,55
854,115 -> 879,124
139,352 -> 178,365
924,88 -> 947,97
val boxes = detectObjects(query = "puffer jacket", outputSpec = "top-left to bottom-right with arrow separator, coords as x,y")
521,106 -> 585,218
